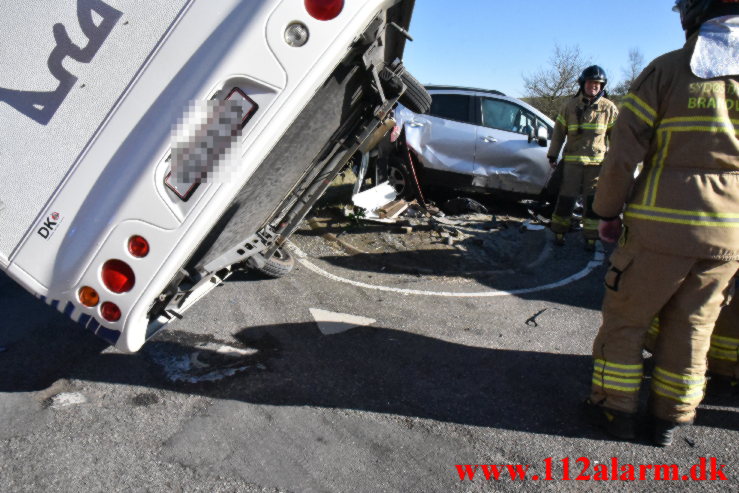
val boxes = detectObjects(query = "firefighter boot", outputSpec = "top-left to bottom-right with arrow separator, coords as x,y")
649,416 -> 681,447
583,399 -> 637,440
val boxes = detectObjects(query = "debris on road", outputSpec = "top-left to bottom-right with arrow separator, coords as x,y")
441,197 -> 488,215
301,199 -> 551,276
378,199 -> 409,219
521,221 -> 546,231
48,392 -> 87,409
525,308 -> 549,327
148,342 -> 264,384
351,182 -> 399,220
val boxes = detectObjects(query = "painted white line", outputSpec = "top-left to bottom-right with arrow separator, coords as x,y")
289,242 -> 605,298
309,308 -> 376,335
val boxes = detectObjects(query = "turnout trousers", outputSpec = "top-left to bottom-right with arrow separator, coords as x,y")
551,162 -> 601,239
646,283 -> 739,381
709,293 -> 739,380
590,233 -> 738,423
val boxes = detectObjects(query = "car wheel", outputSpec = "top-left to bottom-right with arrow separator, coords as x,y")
387,159 -> 416,200
254,246 -> 295,278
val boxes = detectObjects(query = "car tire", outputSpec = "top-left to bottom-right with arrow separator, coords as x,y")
398,70 -> 431,114
254,246 -> 295,278
387,158 -> 416,200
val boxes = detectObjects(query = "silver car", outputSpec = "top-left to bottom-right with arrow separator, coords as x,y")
394,86 -> 556,198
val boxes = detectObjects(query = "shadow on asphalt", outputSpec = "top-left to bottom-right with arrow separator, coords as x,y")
2,310 -> 737,437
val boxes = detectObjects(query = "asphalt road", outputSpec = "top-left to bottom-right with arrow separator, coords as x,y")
1,221 -> 737,492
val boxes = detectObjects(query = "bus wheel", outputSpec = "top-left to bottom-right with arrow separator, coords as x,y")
255,246 -> 295,278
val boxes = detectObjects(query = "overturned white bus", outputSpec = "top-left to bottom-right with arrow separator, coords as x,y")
0,0 -> 429,352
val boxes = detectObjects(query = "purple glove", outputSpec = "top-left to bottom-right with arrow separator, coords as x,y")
598,218 -> 622,243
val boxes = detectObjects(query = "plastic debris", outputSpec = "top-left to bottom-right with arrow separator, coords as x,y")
521,221 -> 546,231
49,392 -> 87,408
351,182 -> 399,219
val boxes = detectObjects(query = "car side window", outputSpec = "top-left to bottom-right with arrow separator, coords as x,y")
428,94 -> 473,124
481,98 -> 534,135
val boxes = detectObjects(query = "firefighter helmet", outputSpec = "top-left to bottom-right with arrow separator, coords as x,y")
578,65 -> 608,90
673,0 -> 739,38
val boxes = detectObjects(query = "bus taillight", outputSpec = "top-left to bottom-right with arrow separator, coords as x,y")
304,0 -> 343,20
101,259 -> 135,293
101,302 -> 121,322
128,235 -> 150,258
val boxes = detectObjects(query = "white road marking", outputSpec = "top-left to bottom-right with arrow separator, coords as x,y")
289,243 -> 605,298
309,308 -> 376,335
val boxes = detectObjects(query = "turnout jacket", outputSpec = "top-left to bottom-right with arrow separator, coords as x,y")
547,95 -> 619,165
593,34 -> 739,260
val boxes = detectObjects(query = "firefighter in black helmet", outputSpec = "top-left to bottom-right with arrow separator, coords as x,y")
674,0 -> 739,36
546,65 -> 619,250
587,0 -> 739,447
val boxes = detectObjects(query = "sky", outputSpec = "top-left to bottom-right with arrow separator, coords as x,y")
402,0 -> 686,98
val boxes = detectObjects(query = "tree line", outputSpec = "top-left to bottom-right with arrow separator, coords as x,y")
522,45 -> 645,119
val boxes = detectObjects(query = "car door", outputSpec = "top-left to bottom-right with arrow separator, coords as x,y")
403,93 -> 476,177
473,96 -> 552,195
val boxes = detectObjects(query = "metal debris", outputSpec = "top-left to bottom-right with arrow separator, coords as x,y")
525,308 -> 548,327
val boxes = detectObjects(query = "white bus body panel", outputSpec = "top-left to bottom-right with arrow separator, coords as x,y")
1,0 -> 405,351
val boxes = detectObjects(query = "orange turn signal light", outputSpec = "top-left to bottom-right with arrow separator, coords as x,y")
78,286 -> 100,307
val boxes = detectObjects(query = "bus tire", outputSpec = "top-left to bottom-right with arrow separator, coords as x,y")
398,70 -> 431,114
255,247 -> 295,278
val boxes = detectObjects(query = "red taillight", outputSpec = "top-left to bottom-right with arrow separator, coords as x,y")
304,0 -> 344,20
101,259 -> 135,293
101,302 -> 121,322
128,235 -> 150,258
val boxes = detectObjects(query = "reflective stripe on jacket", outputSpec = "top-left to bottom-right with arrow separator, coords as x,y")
593,33 -> 739,260
547,95 -> 618,166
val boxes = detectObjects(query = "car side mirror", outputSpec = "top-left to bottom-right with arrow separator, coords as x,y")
528,127 -> 548,147
536,127 -> 547,147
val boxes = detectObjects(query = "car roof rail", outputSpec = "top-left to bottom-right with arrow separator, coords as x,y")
424,85 -> 506,97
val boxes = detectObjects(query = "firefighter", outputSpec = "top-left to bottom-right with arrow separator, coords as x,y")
586,0 -> 739,447
547,66 -> 619,250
